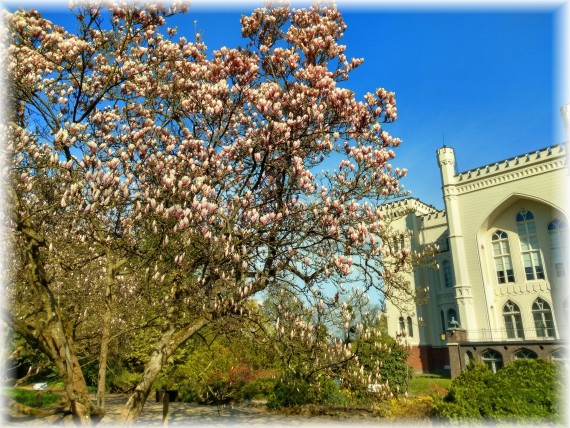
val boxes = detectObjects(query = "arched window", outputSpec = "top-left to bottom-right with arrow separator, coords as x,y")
552,349 -> 568,366
447,308 -> 459,328
548,219 -> 567,277
407,316 -> 414,338
517,210 -> 545,280
440,310 -> 446,332
491,231 -> 515,284
398,316 -> 405,334
514,348 -> 538,360
481,349 -> 503,373
465,351 -> 474,367
442,260 -> 453,288
503,301 -> 524,339
532,298 -> 556,338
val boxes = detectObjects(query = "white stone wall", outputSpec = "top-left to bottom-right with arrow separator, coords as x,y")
384,144 -> 568,357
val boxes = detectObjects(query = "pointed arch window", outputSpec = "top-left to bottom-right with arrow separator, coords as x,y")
552,349 -> 568,366
517,210 -> 545,280
481,349 -> 503,373
548,219 -> 567,277
442,260 -> 453,288
503,301 -> 524,339
514,348 -> 538,360
398,316 -> 405,334
492,231 -> 515,284
532,298 -> 556,338
407,316 -> 414,338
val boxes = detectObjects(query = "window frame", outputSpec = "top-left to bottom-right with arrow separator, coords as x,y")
491,230 -> 515,284
503,300 -> 525,339
548,219 -> 567,278
481,349 -> 503,373
532,298 -> 556,338
516,210 -> 545,281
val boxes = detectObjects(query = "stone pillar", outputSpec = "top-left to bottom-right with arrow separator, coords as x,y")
446,328 -> 467,378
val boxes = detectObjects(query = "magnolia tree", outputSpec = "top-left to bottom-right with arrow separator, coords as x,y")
5,2 -> 432,424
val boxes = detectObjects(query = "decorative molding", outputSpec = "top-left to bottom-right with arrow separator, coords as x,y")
494,282 -> 551,296
453,144 -> 566,194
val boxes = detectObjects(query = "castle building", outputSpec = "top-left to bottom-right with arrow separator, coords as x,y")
383,143 -> 568,377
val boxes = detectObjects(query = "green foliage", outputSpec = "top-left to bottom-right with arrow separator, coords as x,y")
107,367 -> 142,393
353,331 -> 412,396
435,362 -> 494,420
434,359 -> 563,422
3,387 -> 60,408
490,359 -> 560,421
235,377 -> 276,401
267,372 -> 349,409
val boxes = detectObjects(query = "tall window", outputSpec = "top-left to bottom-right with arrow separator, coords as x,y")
407,316 -> 414,338
517,210 -> 545,280
548,219 -> 567,277
532,298 -> 556,338
442,260 -> 453,288
503,300 -> 524,339
492,231 -> 515,283
399,316 -> 405,334
481,349 -> 503,373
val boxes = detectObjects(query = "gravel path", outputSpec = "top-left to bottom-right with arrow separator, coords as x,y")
3,395 -> 400,427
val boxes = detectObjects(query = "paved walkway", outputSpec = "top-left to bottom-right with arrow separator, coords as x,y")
3,395 -> 402,427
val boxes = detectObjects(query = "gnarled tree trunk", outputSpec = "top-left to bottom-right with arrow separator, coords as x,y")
119,319 -> 208,425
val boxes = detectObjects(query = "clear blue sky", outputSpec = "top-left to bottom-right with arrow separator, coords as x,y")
25,2 -> 567,210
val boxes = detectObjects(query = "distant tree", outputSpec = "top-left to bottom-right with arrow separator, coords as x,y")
5,2 -> 433,424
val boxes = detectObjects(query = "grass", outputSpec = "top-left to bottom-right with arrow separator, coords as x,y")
2,387 -> 61,408
408,373 -> 451,397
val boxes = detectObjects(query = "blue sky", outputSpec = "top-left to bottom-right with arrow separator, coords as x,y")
23,2 -> 568,210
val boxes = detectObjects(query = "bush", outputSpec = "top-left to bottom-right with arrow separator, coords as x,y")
379,395 -> 437,420
108,369 -> 142,393
267,373 -> 349,409
235,377 -> 276,401
435,362 -> 493,420
434,359 -> 563,422
489,359 -> 560,421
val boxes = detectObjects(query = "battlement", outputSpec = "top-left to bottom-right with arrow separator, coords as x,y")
379,197 -> 439,217
456,144 -> 566,184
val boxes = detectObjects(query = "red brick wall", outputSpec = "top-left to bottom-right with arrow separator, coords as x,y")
407,345 -> 450,372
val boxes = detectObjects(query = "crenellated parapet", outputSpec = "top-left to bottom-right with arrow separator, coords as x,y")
454,144 -> 566,194
378,197 -> 440,218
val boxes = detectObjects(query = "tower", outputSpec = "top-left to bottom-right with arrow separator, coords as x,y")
437,147 -> 478,334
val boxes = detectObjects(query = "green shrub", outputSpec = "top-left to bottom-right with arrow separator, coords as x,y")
267,373 -> 349,409
434,359 -> 563,422
435,362 -> 493,420
267,374 -> 310,409
489,359 -> 560,421
235,377 -> 276,401
108,369 -> 142,393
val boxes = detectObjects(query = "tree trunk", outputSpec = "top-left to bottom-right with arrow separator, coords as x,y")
97,254 -> 122,412
11,219 -> 98,424
118,319 -> 208,425
96,292 -> 112,412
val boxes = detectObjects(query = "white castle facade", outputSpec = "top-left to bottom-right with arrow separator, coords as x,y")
383,143 -> 567,376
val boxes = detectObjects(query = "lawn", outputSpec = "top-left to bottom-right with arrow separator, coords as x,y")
408,373 -> 451,396
2,387 -> 61,408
